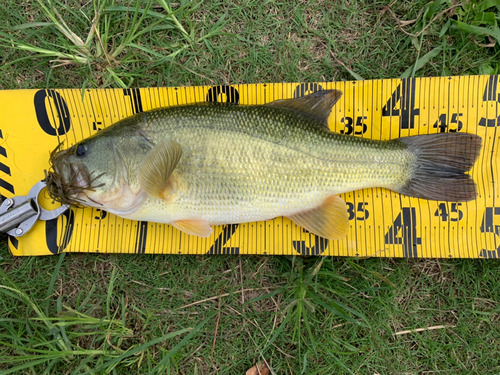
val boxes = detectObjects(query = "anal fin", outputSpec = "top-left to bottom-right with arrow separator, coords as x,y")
287,195 -> 349,240
173,219 -> 213,237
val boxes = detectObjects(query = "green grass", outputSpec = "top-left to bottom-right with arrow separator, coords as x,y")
1,255 -> 499,373
1,0 -> 500,374
1,0 -> 499,89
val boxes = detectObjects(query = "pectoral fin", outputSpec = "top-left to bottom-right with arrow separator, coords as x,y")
138,140 -> 182,199
173,219 -> 213,237
287,195 -> 349,240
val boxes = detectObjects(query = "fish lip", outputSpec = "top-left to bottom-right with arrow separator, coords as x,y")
45,145 -> 99,206
50,145 -> 90,187
70,163 -> 90,188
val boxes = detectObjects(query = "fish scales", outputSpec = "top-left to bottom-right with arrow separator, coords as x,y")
129,104 -> 413,224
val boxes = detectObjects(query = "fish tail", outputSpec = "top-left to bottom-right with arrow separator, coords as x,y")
396,133 -> 482,202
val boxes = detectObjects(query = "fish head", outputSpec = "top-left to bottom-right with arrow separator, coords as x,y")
46,135 -> 145,214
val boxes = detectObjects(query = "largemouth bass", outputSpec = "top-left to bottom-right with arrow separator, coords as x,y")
46,90 -> 482,240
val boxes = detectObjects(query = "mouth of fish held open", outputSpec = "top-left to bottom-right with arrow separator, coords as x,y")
44,146 -> 104,207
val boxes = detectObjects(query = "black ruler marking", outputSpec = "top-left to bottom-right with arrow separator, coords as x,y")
0,129 -> 14,194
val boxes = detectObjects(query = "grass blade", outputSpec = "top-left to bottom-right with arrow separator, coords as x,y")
259,311 -> 293,354
102,6 -> 167,19
342,65 -> 365,81
244,287 -> 288,305
453,20 -> 500,43
93,327 -> 192,373
106,267 -> 117,318
45,253 -> 66,316
401,46 -> 443,78
11,22 -> 54,30
151,313 -> 215,373
0,357 -> 55,375
310,292 -> 369,328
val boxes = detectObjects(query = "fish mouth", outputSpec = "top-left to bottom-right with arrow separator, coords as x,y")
44,144 -> 104,207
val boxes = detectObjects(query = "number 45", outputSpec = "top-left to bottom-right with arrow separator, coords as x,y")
434,203 -> 463,221
433,113 -> 463,133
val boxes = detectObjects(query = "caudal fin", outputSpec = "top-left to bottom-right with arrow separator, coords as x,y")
397,133 -> 482,202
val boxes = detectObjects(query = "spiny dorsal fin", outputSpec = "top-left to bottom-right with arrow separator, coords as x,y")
287,195 -> 349,240
173,219 -> 213,237
138,139 -> 182,199
265,89 -> 342,129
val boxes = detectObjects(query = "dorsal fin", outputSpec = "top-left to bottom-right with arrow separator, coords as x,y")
265,89 -> 342,129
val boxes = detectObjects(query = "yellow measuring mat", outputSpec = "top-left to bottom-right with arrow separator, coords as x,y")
0,77 -> 499,258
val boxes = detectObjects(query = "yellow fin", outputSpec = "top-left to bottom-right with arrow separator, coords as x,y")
173,219 -> 213,237
138,140 -> 182,199
265,89 -> 342,129
287,195 -> 349,240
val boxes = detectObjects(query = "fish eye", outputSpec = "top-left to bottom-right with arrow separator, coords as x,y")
76,143 -> 88,157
